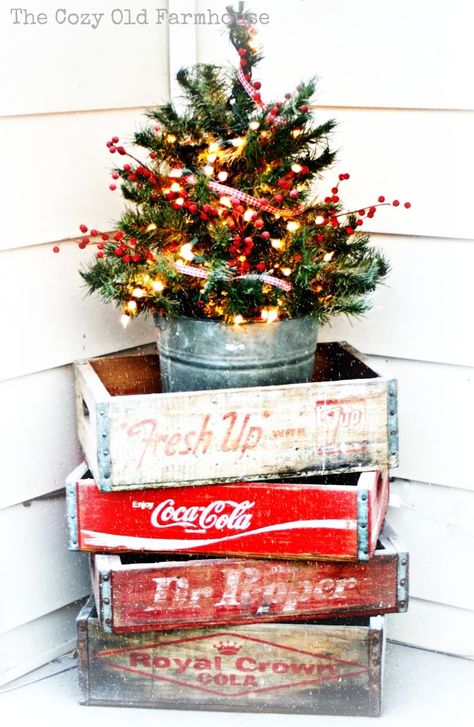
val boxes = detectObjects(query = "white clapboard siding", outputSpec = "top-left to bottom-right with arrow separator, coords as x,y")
387,481 -> 474,611
1,242 -> 157,383
0,495 -> 90,634
361,355 -> 474,492
387,600 -> 474,660
0,600 -> 86,687
0,366 -> 81,509
320,235 -> 474,368
0,0 -> 169,117
1,109 -> 162,251
195,0 -> 474,111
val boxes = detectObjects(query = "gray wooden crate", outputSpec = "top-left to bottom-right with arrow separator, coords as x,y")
75,342 -> 398,492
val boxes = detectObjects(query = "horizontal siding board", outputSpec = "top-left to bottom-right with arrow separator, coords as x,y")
387,599 -> 474,659
0,242 -> 157,383
0,366 -> 81,509
320,235 -> 474,368
0,600 -> 85,687
1,110 -> 161,251
196,0 -> 474,111
0,495 -> 90,634
0,0 -> 169,117
361,356 -> 473,491
387,482 -> 474,611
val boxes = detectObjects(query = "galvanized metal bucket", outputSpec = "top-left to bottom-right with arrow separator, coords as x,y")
155,315 -> 318,392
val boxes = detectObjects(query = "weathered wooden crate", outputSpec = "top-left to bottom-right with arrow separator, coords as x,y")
91,522 -> 408,633
66,462 -> 389,561
75,342 -> 398,491
77,596 -> 385,716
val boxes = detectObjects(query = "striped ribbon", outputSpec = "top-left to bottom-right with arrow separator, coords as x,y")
175,261 -> 292,292
208,180 -> 297,219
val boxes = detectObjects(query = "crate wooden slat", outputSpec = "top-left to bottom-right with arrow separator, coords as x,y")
67,463 -> 389,561
77,597 -> 385,716
74,342 -> 398,491
91,522 -> 408,633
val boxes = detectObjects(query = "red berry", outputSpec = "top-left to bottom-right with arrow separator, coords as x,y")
367,212 -> 374,218
299,105 -> 309,113
253,93 -> 261,102
301,166 -> 310,175
96,251 -> 104,259
244,236 -> 253,244
356,219 -> 363,226
332,195 -> 340,203
129,237 -> 137,245
331,187 -> 338,194
97,243 -> 104,250
240,59 -> 247,67
117,146 -> 126,155
273,194 -> 283,204
132,255 -> 140,262
344,173 -> 350,180
114,231 -> 125,241
404,201 -> 411,209
261,231 -> 270,240
346,227 -> 354,235
369,206 -> 376,214
358,209 -> 365,216
112,172 -> 119,180
290,190 -> 299,199
101,233 -> 109,241
285,93 -> 292,99
338,174 -> 345,181
123,164 -> 131,172
111,136 -> 119,143
123,255 -> 131,263
238,48 -> 246,56
82,237 -> 90,244
253,81 -> 261,90
106,141 -> 112,148
254,219 -> 264,229
256,262 -> 265,272
109,184 -> 117,191
114,248 -> 123,256
378,195 -> 385,203
78,241 -> 87,249
109,147 -> 117,154
392,199 -> 400,206
90,229 -> 99,236
324,196 -> 332,203
188,204 -> 198,213
52,245 -> 60,253
79,224 -> 88,233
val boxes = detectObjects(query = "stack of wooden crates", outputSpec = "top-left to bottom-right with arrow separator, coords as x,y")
66,341 -> 409,717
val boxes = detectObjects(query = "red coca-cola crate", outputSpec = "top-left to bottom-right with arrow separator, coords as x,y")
66,462 -> 389,561
77,596 -> 385,716
90,522 -> 408,633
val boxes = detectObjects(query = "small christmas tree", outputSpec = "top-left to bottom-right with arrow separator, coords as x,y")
62,3 -> 409,326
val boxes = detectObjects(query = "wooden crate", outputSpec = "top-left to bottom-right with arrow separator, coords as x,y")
91,522 -> 408,633
75,342 -> 398,491
66,463 -> 389,561
77,596 -> 385,716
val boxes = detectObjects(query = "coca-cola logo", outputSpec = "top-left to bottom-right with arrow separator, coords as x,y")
150,499 -> 255,534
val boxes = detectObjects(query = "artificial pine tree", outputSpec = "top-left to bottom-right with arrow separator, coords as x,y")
61,3 -> 410,327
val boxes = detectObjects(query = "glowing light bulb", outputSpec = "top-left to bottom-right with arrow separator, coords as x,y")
218,171 -> 228,182
266,308 -> 279,323
208,142 -> 220,152
126,300 -> 137,312
291,129 -> 302,138
170,182 -> 181,192
152,279 -> 165,292
243,209 -> 256,222
132,288 -> 144,298
291,163 -> 303,173
249,121 -> 259,131
180,243 -> 194,261
169,168 -> 183,178
315,216 -> 326,225
323,252 -> 334,262
231,137 -> 245,148
238,255 -> 247,262
146,223 -> 157,232
219,196 -> 232,208
175,197 -> 185,206
281,267 -> 292,276
204,165 -> 214,177
271,238 -> 284,250
120,314 -> 130,328
166,134 -> 177,144
287,221 -> 300,232
233,315 -> 245,325
207,153 -> 218,163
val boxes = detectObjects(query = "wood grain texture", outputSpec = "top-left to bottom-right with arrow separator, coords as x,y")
78,597 -> 384,716
75,343 -> 397,490
68,465 -> 388,560
90,522 -> 406,633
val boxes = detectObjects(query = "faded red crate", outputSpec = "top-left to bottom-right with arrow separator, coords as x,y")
90,522 -> 408,633
67,463 -> 389,561
74,342 -> 398,492
77,596 -> 385,716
